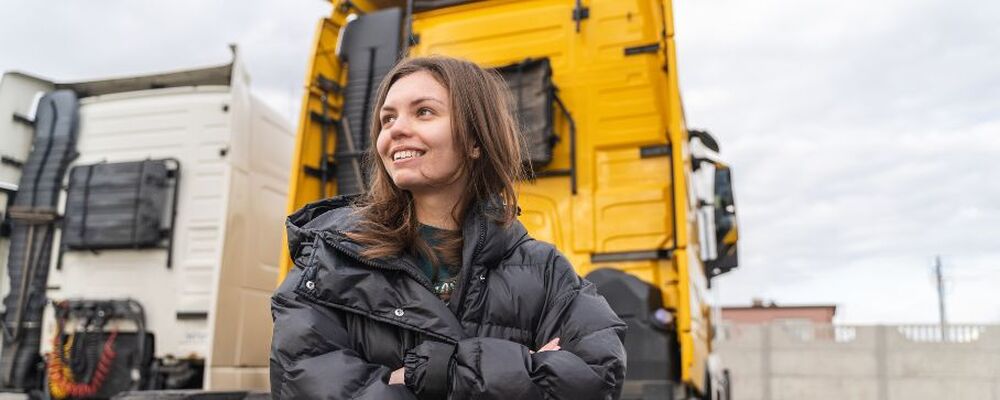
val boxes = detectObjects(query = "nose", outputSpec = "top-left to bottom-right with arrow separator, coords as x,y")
385,114 -> 413,141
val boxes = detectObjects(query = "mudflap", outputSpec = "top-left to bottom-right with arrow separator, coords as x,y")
586,268 -> 683,399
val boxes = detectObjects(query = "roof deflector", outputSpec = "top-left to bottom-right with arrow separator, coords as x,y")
55,62 -> 233,98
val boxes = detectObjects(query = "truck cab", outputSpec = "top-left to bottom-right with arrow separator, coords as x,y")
0,53 -> 290,398
283,1 -> 741,399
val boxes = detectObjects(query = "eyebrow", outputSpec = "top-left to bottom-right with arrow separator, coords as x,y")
381,97 -> 445,112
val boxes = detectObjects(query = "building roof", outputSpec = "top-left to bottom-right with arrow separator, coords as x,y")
722,299 -> 837,314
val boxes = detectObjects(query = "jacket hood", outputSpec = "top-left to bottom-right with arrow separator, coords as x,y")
286,194 -> 530,269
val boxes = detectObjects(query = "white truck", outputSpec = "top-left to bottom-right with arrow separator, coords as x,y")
0,51 -> 287,399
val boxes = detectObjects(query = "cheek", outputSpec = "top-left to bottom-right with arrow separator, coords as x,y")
430,146 -> 465,177
427,122 -> 457,156
375,131 -> 390,157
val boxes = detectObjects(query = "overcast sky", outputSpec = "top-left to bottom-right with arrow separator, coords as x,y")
1,1 -> 997,324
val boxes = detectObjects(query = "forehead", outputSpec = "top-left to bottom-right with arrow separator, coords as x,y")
384,70 -> 449,105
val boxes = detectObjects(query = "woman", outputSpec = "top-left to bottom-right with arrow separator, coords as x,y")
270,56 -> 626,399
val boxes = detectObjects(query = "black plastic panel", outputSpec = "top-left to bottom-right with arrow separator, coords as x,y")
496,58 -> 556,168
338,7 -> 403,195
62,160 -> 171,250
586,268 -> 680,382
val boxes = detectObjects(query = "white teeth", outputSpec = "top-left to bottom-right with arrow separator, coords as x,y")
393,150 -> 424,161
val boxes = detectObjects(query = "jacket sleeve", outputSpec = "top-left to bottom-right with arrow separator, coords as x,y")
270,267 -> 418,400
404,254 -> 627,400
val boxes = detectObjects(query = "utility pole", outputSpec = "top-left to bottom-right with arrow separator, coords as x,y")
934,255 -> 948,341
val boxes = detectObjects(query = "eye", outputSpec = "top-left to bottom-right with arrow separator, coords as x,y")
381,114 -> 396,125
417,107 -> 434,117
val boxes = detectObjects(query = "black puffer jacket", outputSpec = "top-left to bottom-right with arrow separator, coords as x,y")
270,196 -> 627,399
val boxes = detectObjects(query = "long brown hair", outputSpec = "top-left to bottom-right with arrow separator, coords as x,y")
347,56 -> 524,269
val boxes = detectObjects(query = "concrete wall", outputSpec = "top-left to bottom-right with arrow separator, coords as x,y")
716,323 -> 1000,400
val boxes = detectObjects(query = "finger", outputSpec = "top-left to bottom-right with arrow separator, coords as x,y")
389,367 -> 405,385
538,338 -> 560,352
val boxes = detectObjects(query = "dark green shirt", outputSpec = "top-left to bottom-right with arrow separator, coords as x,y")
416,224 -> 457,294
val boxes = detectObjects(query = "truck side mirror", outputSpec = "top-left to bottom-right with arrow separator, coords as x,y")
707,166 -> 738,279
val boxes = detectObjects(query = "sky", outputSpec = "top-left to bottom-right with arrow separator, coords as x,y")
1,0 -> 997,324
674,0 -> 1000,324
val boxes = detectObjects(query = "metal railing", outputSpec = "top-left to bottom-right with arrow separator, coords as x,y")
896,324 -> 986,343
718,322 -> 990,344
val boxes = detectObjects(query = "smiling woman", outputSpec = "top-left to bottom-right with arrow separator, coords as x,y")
375,71 -> 469,226
269,56 -> 627,400
355,57 -> 523,270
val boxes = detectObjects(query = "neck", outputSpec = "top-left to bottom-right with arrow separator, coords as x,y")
412,187 -> 465,230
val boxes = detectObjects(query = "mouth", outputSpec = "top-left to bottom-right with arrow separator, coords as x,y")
392,149 -> 426,162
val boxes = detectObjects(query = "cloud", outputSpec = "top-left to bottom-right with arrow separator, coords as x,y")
676,0 -> 1000,322
2,0 -> 996,323
0,0 -> 330,123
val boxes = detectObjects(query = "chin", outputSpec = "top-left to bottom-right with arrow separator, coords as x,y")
389,175 -> 422,191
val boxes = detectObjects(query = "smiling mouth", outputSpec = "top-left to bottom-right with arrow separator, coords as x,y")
392,150 -> 425,161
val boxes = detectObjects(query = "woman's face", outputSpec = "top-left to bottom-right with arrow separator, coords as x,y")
376,71 -> 467,195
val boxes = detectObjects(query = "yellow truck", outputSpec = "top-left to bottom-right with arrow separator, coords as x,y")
283,1 -> 740,399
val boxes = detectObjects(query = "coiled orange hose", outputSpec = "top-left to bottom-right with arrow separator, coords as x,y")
47,305 -> 119,399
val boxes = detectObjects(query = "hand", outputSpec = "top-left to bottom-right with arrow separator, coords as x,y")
530,337 -> 560,354
389,367 -> 405,385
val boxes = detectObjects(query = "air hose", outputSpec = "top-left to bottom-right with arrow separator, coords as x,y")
47,303 -> 118,399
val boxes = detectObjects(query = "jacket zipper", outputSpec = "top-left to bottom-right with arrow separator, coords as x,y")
300,232 -> 461,344
450,216 -> 488,319
318,231 -> 435,291
295,287 -> 458,344
308,215 -> 484,333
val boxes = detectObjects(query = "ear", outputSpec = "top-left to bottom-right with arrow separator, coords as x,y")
471,146 -> 481,159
